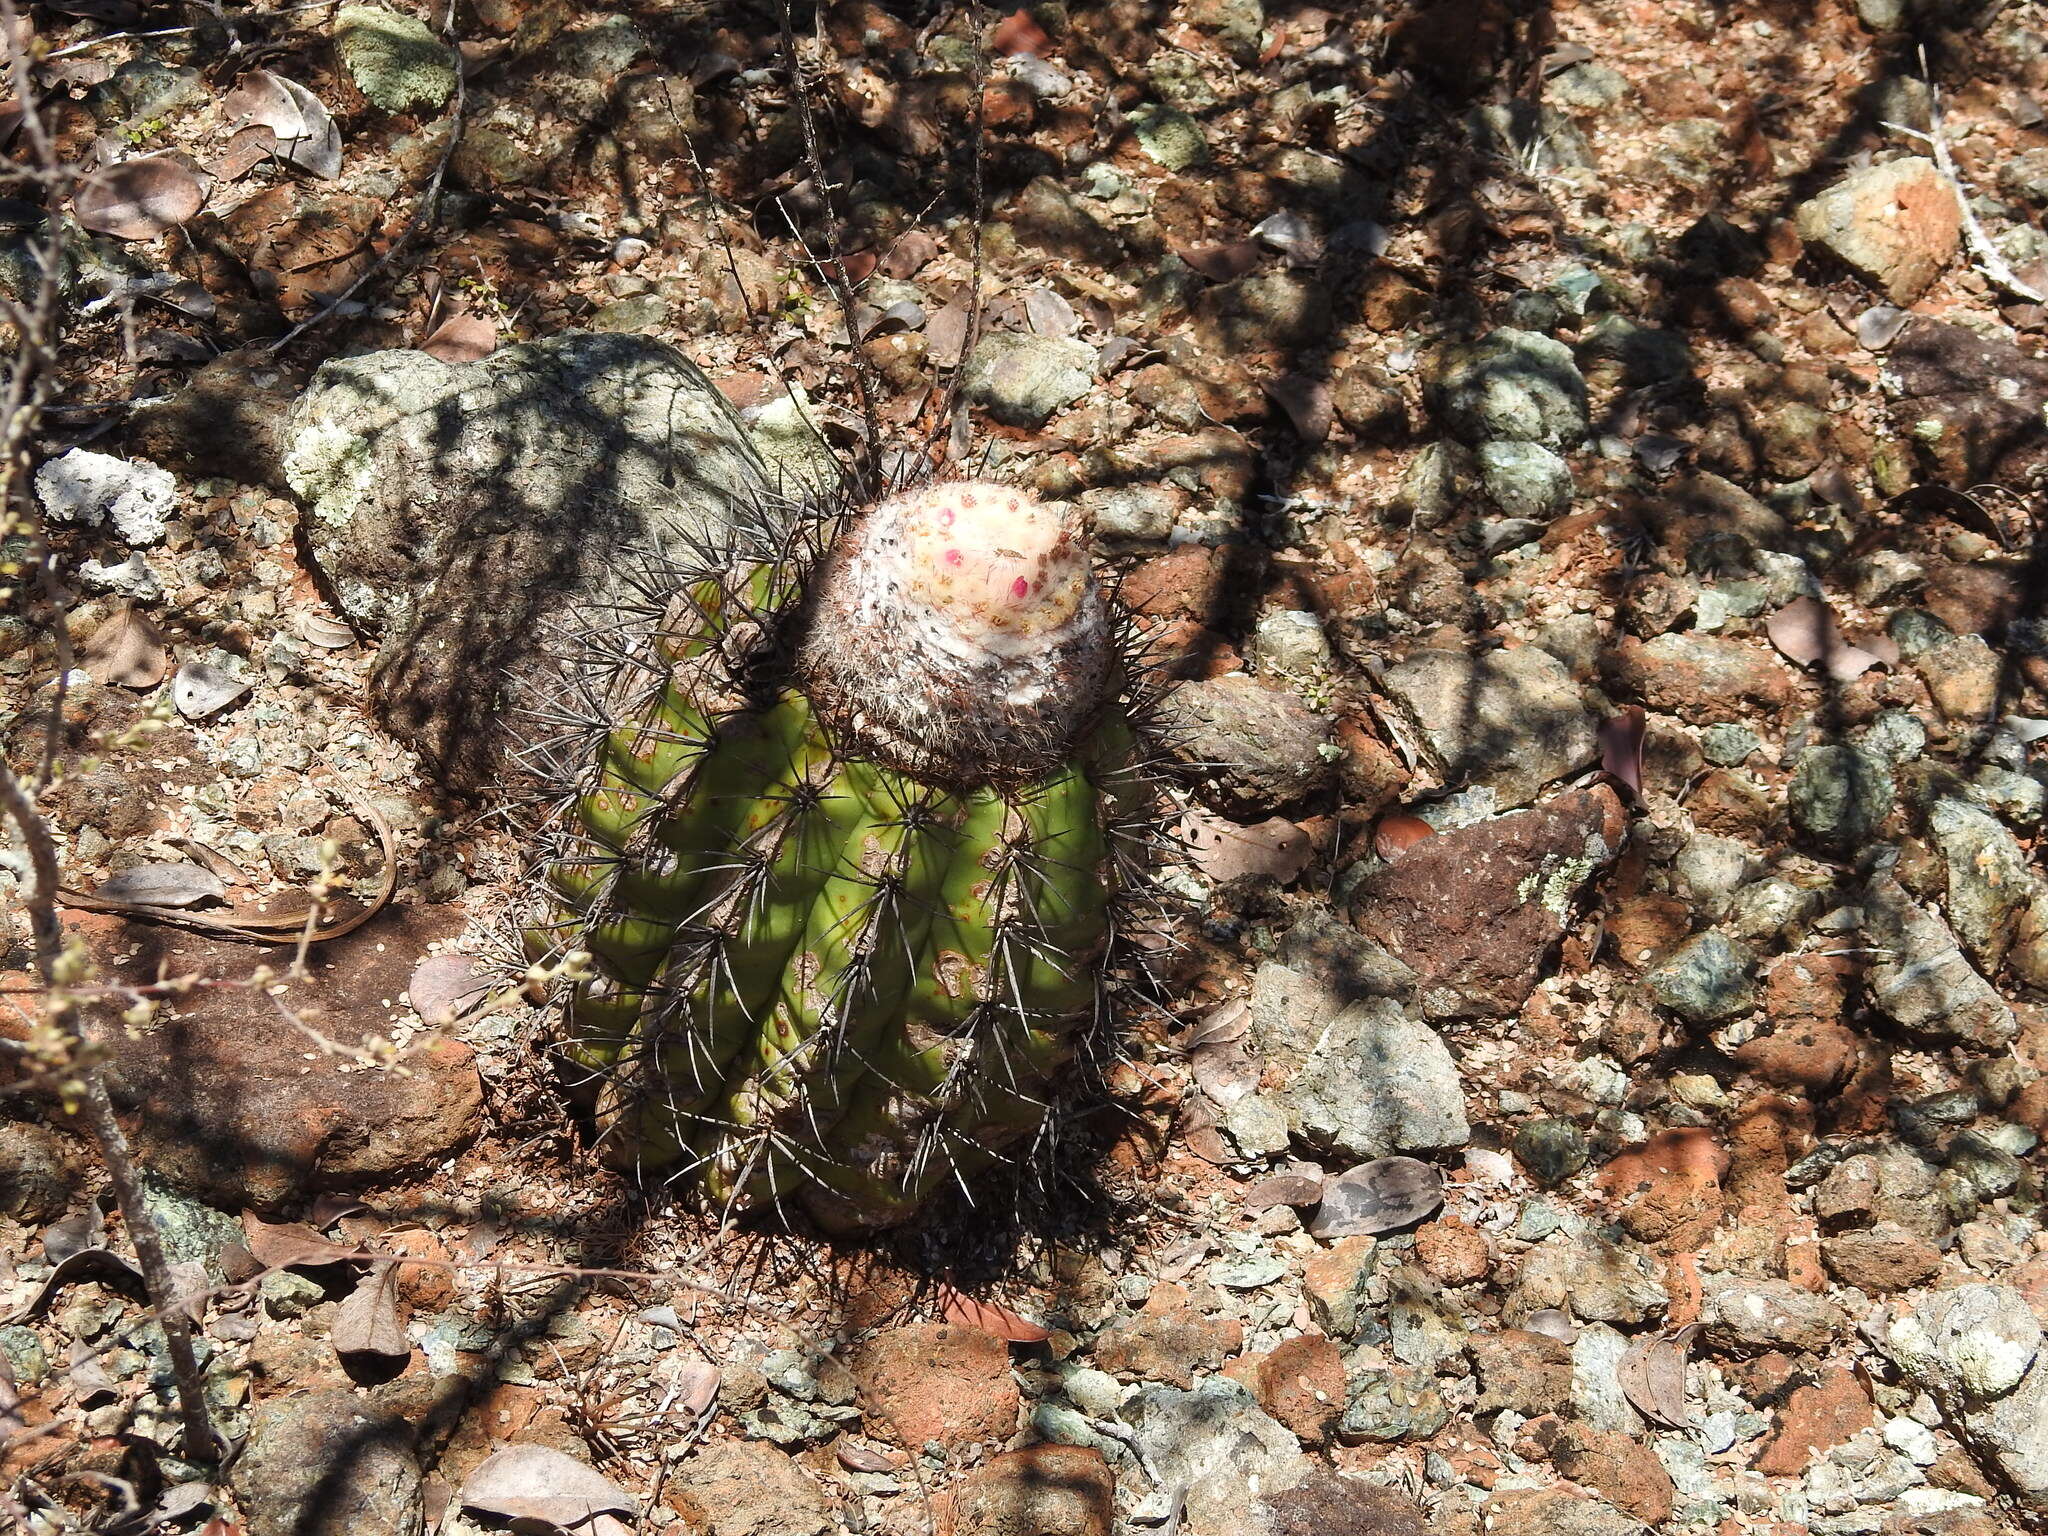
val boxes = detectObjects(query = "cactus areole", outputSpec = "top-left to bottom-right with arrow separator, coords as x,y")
522,480 -> 1160,1232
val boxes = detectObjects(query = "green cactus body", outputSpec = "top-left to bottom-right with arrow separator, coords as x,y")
528,480 -> 1159,1231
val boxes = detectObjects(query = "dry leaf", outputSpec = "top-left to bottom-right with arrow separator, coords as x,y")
79,599 -> 167,688
1183,998 -> 1250,1049
222,70 -> 341,179
935,1281 -> 1050,1343
210,123 -> 279,182
1265,374 -> 1333,442
22,1245 -> 146,1320
1190,1039 -> 1258,1106
241,1213 -> 354,1270
95,862 -> 225,909
991,8 -> 1052,55
1598,706 -> 1647,802
461,1444 -> 635,1527
1309,1156 -> 1445,1238
1373,812 -> 1435,862
1243,1171 -> 1324,1210
1765,597 -> 1884,682
1618,1323 -> 1699,1429
674,1360 -> 721,1417
421,309 -> 496,363
1023,286 -> 1079,338
74,157 -> 206,240
172,660 -> 253,719
925,303 -> 969,368
69,1338 -> 118,1402
837,1439 -> 906,1473
408,953 -> 493,1026
297,611 -> 358,649
1176,239 -> 1263,282
1179,807 -> 1312,884
332,1263 -> 409,1360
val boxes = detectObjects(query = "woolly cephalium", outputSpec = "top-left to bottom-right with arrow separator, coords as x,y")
516,477 -> 1173,1232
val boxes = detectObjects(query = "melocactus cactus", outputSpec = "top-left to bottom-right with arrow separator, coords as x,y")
521,479 -> 1165,1231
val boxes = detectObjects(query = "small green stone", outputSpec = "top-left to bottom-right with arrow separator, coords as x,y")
1513,1118 -> 1589,1188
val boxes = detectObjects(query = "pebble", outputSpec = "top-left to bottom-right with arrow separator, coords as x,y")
1162,673 -> 1333,815
1862,875 -> 2017,1048
1477,440 -> 1575,520
1644,931 -> 1757,1024
1514,1118 -> 1590,1188
1702,1275 -> 1846,1353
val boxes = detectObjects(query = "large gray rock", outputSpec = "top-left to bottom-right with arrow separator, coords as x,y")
1861,875 -> 2017,1047
962,331 -> 1094,429
1124,1378 -> 1307,1536
283,332 -> 773,786
1252,990 -> 1469,1161
233,1390 -> 422,1536
1872,1285 -> 2048,1509
1380,644 -> 1593,809
1424,329 -> 1589,447
1927,798 -> 2037,974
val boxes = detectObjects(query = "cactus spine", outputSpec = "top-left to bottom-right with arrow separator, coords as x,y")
523,480 -> 1162,1232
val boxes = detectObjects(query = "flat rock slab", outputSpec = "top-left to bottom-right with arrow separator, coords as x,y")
1349,785 -> 1627,1020
98,905 -> 484,1213
283,332 -> 776,787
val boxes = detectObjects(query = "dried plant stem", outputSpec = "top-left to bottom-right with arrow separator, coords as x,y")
0,764 -> 219,1462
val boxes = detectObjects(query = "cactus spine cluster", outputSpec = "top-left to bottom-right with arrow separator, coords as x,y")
522,480 -> 1162,1232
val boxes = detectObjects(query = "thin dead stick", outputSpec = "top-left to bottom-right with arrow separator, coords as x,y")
776,0 -> 884,494
1887,46 -> 2045,304
0,764 -> 220,1462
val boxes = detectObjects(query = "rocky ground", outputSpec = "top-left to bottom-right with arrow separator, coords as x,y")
6,0 -> 2048,1533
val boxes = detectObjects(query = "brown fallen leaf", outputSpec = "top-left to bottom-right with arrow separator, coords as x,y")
674,1360 -> 721,1417
837,1439 -> 907,1473
79,599 -> 167,688
1765,597 -> 1884,682
1244,1170 -> 1324,1210
1265,374 -> 1334,442
222,69 -> 342,180
241,1212 -> 353,1270
1183,997 -> 1250,1049
421,309 -> 496,363
408,953 -> 494,1026
461,1444 -> 635,1528
1618,1323 -> 1699,1430
1598,705 -> 1647,803
332,1262 -> 409,1360
95,862 -> 225,909
1309,1156 -> 1445,1238
991,8 -> 1051,54
1176,239 -> 1263,282
1179,806 -> 1313,884
935,1280 -> 1050,1343
74,157 -> 206,240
